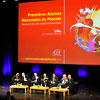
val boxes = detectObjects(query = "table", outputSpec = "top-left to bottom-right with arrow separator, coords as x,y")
48,87 -> 69,97
30,86 -> 49,94
10,85 -> 29,93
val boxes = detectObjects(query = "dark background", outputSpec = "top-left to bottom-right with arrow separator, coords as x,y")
0,0 -> 100,88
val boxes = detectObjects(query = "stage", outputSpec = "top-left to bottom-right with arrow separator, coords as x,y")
0,81 -> 100,100
1,0 -> 100,100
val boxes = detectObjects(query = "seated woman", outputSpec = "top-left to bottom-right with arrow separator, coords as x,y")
31,73 -> 39,86
50,73 -> 58,87
41,73 -> 49,87
12,73 -> 21,85
58,74 -> 68,88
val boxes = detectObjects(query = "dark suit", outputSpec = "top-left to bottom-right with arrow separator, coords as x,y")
41,76 -> 49,87
68,78 -> 77,94
12,75 -> 21,85
21,75 -> 29,85
31,76 -> 39,85
68,78 -> 74,89
58,78 -> 68,88
50,76 -> 59,87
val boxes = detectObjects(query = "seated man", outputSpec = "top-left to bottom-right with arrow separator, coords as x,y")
12,73 -> 21,85
58,74 -> 68,88
68,74 -> 78,94
68,74 -> 74,89
31,73 -> 39,86
21,72 -> 29,85
41,73 -> 49,87
50,73 -> 58,87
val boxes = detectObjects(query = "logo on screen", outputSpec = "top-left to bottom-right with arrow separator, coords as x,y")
54,29 -> 61,33
70,6 -> 100,53
52,49 -> 61,56
54,29 -> 61,35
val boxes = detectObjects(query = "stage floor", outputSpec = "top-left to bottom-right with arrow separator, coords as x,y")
0,81 -> 100,100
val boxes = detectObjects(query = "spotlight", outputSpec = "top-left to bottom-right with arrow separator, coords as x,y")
14,0 -> 18,1
2,0 -> 6,2
32,64 -> 40,74
54,65 -> 63,76
78,66 -> 87,78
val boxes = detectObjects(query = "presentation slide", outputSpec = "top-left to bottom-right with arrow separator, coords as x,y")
18,0 -> 100,65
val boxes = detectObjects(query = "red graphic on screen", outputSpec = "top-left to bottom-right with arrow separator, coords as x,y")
18,0 -> 65,64
18,0 -> 100,65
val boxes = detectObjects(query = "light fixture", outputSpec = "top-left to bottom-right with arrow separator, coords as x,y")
2,0 -> 6,2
